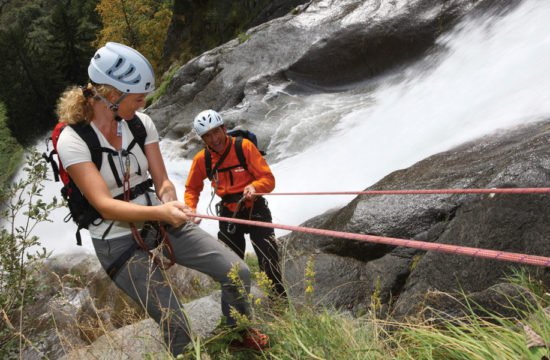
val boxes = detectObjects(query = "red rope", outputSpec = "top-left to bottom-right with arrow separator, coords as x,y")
255,187 -> 550,196
191,213 -> 550,268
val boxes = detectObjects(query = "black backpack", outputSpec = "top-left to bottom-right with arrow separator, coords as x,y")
204,129 -> 265,182
43,116 -> 149,245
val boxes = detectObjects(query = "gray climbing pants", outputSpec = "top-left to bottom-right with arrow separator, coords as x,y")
92,221 -> 251,356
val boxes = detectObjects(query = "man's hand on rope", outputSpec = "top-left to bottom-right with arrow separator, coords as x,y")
243,184 -> 256,200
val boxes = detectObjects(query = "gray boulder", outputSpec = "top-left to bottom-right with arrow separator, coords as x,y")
280,120 -> 550,318
58,291 -> 223,360
420,283 -> 539,323
23,253 -> 216,359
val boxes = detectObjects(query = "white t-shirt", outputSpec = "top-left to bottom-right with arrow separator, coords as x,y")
57,112 -> 161,239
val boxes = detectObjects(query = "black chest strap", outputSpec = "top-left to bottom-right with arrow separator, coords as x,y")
74,117 -> 147,188
205,137 -> 247,182
205,137 -> 233,181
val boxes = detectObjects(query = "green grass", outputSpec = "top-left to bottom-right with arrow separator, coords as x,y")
182,271 -> 550,360
0,103 -> 23,200
396,303 -> 550,360
10,252 -> 550,359
245,253 -> 260,274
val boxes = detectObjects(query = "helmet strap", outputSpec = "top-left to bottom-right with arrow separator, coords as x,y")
92,88 -> 128,122
110,93 -> 128,122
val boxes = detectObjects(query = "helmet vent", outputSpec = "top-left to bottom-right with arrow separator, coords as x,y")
130,76 -> 141,84
121,65 -> 135,78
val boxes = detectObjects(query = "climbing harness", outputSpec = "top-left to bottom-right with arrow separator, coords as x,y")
120,151 -> 176,270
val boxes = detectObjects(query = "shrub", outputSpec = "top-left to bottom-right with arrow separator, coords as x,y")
0,150 -> 57,357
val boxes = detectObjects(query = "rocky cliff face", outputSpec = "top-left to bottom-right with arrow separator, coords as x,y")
280,120 -> 550,318
148,0 -> 517,157
162,0 -> 309,70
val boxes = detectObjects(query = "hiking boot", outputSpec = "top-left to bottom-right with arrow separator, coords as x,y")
230,328 -> 269,351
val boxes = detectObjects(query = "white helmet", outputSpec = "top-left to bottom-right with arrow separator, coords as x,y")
193,109 -> 224,136
88,42 -> 155,93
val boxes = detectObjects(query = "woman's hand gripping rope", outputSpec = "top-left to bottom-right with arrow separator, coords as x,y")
183,204 -> 202,225
160,201 -> 191,228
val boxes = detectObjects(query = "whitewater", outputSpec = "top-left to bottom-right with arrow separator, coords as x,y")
17,0 -> 550,255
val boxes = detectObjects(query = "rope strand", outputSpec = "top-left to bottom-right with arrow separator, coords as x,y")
254,187 -> 550,196
190,213 -> 550,268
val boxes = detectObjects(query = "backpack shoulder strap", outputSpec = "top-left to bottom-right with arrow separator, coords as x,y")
234,137 -> 248,171
205,138 -> 233,181
126,115 -> 147,154
71,123 -> 102,170
205,148 -> 213,180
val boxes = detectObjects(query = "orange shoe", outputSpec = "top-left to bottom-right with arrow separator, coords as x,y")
230,328 -> 270,351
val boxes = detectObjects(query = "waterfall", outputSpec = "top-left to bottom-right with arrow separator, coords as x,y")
19,0 -> 550,255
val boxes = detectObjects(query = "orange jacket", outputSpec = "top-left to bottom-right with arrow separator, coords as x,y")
185,136 -> 275,212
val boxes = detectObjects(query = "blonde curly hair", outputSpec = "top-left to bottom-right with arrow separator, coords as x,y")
56,83 -> 120,125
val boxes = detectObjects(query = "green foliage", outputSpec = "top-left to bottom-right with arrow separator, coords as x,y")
409,254 -> 423,272
0,103 -> 23,197
237,31 -> 250,44
304,255 -> 315,304
165,0 -> 283,70
392,275 -> 550,360
268,307 -> 382,359
244,253 -> 260,274
369,277 -> 382,315
94,0 -> 172,77
505,268 -> 549,301
0,150 -> 57,358
396,302 -> 550,360
183,274 -> 550,360
195,304 -> 383,360
47,0 -> 100,84
146,64 -> 180,107
0,0 -> 100,144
